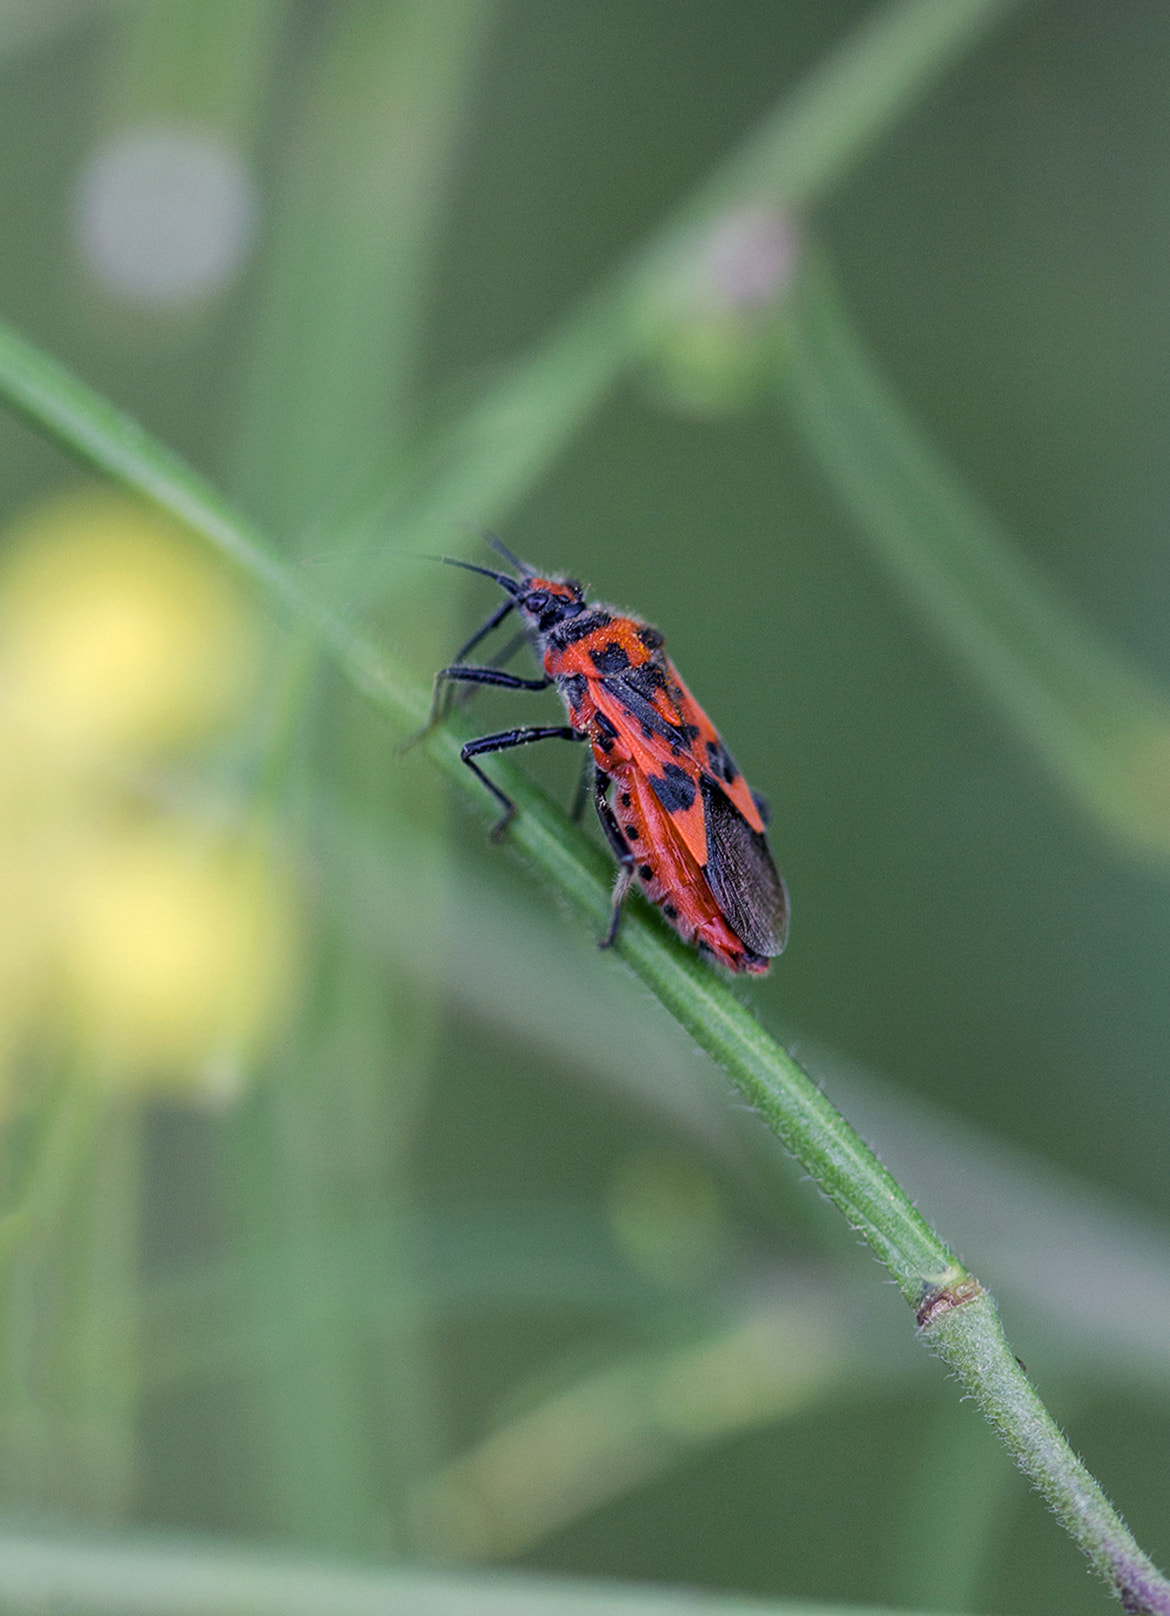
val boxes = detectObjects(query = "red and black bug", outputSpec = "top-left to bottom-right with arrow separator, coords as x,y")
429,538 -> 789,973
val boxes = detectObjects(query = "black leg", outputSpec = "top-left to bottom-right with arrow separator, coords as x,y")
434,661 -> 551,726
449,595 -> 516,666
403,663 -> 555,752
434,666 -> 552,730
461,724 -> 582,838
448,630 -> 528,716
438,664 -> 552,694
591,767 -> 636,949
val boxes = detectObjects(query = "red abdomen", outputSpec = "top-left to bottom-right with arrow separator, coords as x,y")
605,760 -> 771,974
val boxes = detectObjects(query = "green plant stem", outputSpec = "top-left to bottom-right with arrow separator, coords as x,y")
0,321 -> 1164,1610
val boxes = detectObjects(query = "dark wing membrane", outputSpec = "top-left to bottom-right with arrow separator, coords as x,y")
700,776 -> 789,957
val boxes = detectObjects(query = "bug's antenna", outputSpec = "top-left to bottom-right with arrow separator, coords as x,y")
484,533 -> 533,576
441,556 -> 522,595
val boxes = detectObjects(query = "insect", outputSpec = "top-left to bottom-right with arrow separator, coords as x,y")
428,538 -> 789,973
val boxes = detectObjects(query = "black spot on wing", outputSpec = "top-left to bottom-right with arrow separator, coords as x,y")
705,735 -> 741,786
700,775 -> 788,956
636,623 -> 664,650
590,640 -> 631,675
648,762 -> 697,815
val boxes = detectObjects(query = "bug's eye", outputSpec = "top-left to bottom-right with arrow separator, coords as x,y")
525,590 -> 550,614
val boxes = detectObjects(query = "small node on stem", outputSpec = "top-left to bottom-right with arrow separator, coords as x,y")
916,1275 -> 984,1330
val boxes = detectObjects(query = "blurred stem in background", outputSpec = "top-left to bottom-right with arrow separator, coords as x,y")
0,1520 -> 957,1616
220,0 -> 497,1552
74,0 -> 284,324
0,1074 -> 124,1519
230,0 -> 496,538
93,0 -> 283,138
341,0 -> 1023,592
0,0 -> 284,1537
782,263 -> 1170,867
888,1396 -> 1016,1611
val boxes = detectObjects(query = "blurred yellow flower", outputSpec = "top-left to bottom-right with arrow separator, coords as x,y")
0,485 -> 300,1098
60,823 -> 298,1085
0,487 -> 256,760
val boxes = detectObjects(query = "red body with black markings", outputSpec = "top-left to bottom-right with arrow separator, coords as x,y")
431,540 -> 789,973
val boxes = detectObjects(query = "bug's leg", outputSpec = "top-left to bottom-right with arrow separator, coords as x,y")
449,594 -> 516,668
592,767 -> 636,949
402,664 -> 554,752
449,630 -> 528,716
415,596 -> 520,740
461,724 -> 582,839
436,662 -> 549,714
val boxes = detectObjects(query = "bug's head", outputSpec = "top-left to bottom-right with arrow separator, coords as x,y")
443,538 -> 587,635
514,575 -> 586,634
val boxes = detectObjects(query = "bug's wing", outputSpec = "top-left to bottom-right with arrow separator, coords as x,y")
591,656 -> 765,866
700,776 -> 790,957
590,678 -> 709,860
666,669 -> 768,833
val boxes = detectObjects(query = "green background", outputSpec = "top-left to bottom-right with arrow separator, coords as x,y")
1,1 -> 1169,1613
